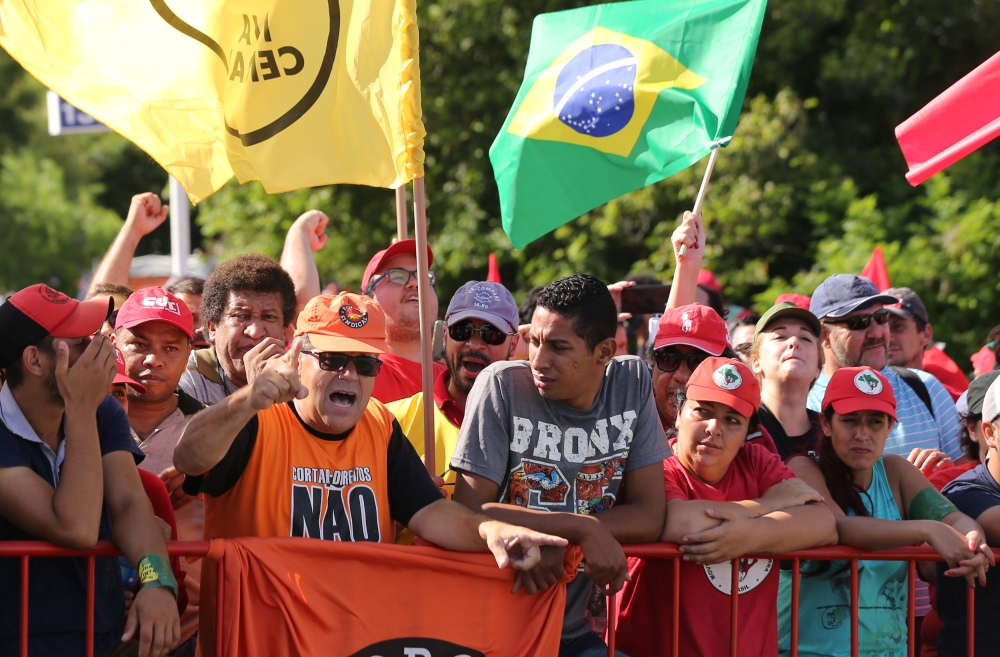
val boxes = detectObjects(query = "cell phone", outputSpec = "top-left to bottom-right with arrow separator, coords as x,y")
620,285 -> 671,315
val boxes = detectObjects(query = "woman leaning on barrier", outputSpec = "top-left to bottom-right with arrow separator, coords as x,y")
614,357 -> 837,657
780,366 -> 994,657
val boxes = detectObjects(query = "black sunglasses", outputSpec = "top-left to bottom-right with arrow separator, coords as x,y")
653,349 -> 709,373
447,321 -> 515,346
824,308 -> 891,331
302,351 -> 383,377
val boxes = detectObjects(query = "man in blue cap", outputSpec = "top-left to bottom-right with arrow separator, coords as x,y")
387,281 -> 520,496
806,274 -> 961,463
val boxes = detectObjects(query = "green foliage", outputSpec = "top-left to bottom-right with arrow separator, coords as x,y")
2,0 -> 999,369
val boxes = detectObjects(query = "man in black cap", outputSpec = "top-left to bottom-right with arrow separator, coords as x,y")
0,285 -> 179,657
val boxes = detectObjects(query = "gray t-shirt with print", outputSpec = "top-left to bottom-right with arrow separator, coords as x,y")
451,356 -> 671,640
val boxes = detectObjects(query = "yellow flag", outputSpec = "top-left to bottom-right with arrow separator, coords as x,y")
0,0 -> 425,202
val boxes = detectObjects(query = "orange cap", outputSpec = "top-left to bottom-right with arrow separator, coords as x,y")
294,293 -> 387,354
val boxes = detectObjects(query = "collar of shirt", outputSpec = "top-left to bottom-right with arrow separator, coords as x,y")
0,383 -> 66,484
433,366 -> 464,428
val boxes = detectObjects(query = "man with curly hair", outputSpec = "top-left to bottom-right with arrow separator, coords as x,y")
179,254 -> 298,405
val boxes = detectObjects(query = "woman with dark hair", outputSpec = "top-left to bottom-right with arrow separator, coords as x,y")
779,367 -> 993,656
614,357 -> 836,657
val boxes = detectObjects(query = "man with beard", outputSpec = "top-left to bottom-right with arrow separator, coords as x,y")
805,275 -> 961,463
362,240 -> 446,403
178,254 -> 298,405
387,282 -> 520,496
112,287 -> 205,655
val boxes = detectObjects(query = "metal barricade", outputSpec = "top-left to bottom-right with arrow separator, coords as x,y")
611,544 -> 980,657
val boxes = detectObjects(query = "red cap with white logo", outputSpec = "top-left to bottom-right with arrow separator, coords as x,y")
685,356 -> 760,418
653,303 -> 730,355
115,287 -> 194,339
821,367 -> 897,420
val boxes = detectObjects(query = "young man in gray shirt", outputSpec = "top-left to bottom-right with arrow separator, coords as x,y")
453,274 -> 670,657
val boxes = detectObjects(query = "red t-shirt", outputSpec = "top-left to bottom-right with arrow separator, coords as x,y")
614,442 -> 794,657
371,352 -> 447,404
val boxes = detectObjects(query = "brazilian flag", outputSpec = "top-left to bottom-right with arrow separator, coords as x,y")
490,0 -> 767,248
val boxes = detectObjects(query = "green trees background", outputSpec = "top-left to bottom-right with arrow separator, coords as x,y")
1,0 -> 998,367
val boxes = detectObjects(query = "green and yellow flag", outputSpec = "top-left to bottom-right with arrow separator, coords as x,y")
0,0 -> 425,202
490,0 -> 767,248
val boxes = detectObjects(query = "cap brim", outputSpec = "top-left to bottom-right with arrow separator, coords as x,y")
756,307 -> 822,341
363,240 -> 435,289
49,297 -> 113,338
117,316 -> 194,340
653,337 -> 724,356
446,309 -> 517,332
113,373 -> 146,394
823,294 -> 899,319
884,307 -> 914,320
828,397 -> 897,421
306,334 -> 386,354
685,383 -> 755,418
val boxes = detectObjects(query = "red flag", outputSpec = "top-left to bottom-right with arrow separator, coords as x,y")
921,345 -> 969,401
487,252 -> 502,284
861,246 -> 891,292
896,51 -> 1000,186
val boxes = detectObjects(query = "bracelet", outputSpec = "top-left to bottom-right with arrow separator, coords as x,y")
137,554 -> 178,599
909,487 -> 959,522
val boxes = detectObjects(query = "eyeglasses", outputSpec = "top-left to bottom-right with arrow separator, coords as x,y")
823,308 -> 891,331
448,321 -> 515,346
365,268 -> 436,295
302,351 -> 383,377
653,349 -> 709,373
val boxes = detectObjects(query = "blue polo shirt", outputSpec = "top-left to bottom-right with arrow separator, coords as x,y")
0,384 -> 143,657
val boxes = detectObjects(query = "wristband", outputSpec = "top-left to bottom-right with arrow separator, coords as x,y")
137,554 -> 178,599
909,487 -> 959,522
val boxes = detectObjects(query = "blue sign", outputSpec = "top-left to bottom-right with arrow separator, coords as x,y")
46,91 -> 110,135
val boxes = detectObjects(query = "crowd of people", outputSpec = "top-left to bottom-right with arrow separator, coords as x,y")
1,192 -> 999,657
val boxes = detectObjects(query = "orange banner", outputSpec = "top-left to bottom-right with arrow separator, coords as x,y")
199,538 -> 582,657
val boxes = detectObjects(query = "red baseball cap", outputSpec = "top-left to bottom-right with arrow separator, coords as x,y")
653,304 -> 731,354
295,292 -> 387,354
822,367 -> 897,420
698,269 -> 722,292
113,348 -> 146,394
0,284 -> 112,368
775,293 -> 812,310
686,356 -> 760,418
361,239 -> 434,293
115,287 -> 194,339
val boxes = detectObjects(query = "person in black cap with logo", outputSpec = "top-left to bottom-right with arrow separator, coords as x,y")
0,285 -> 180,657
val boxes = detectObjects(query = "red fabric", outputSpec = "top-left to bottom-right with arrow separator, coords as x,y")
615,443 -> 794,657
432,366 -> 464,428
823,367 -> 897,420
927,460 -> 978,492
115,287 -> 194,339
861,245 -> 892,292
686,357 -> 759,419
654,303 -> 730,354
971,345 -> 996,374
361,239 -> 435,290
137,468 -> 188,614
486,252 -> 502,284
697,269 -> 722,292
922,345 -> 969,401
774,293 -> 811,310
896,50 -> 1000,186
371,352 -> 447,404
198,538 -> 581,657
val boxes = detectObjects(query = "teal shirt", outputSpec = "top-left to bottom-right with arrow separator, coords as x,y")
778,458 -> 908,657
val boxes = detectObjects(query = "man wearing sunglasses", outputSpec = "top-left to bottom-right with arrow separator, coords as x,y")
361,239 -> 447,404
805,274 -> 961,465
173,293 -> 566,571
388,281 -> 520,500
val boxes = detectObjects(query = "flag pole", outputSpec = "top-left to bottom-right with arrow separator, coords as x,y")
678,141 -> 725,257
412,176 -> 436,474
395,187 -> 409,241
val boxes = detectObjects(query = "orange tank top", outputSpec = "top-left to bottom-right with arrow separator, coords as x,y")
203,400 -> 396,543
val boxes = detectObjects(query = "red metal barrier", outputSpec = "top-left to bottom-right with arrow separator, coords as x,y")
613,544 -> 982,657
0,540 -> 985,657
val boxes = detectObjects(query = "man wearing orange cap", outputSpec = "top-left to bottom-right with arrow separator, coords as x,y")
173,293 -> 566,568
361,240 -> 446,403
0,284 -> 180,657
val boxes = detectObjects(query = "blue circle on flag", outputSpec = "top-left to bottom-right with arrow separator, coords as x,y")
554,44 -> 636,137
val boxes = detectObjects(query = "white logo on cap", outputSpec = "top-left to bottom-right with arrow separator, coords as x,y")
681,312 -> 693,333
704,558 -> 773,595
472,284 -> 499,309
713,364 -> 742,390
141,296 -> 181,316
854,370 -> 883,395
